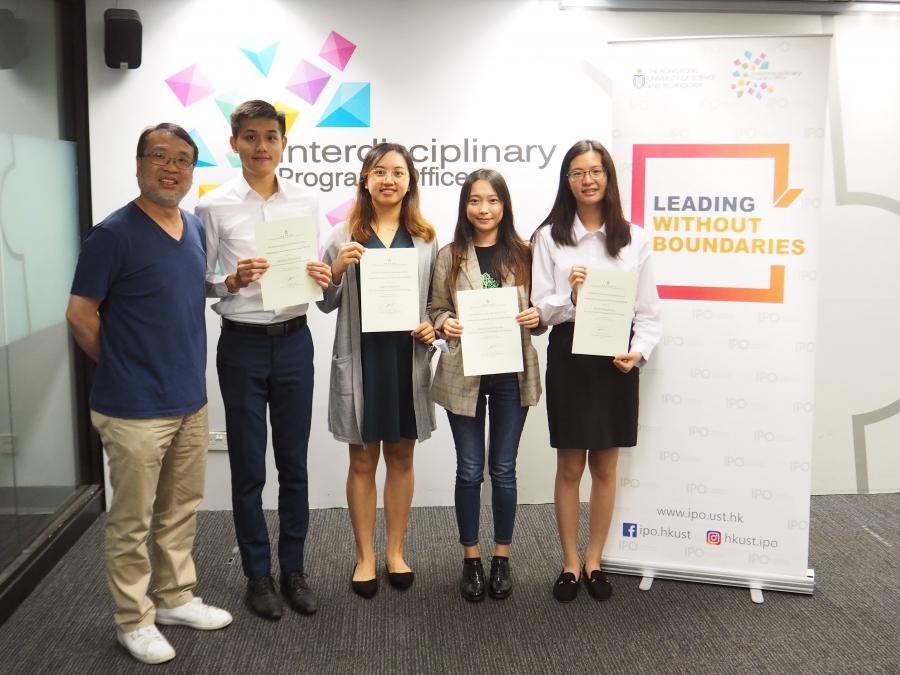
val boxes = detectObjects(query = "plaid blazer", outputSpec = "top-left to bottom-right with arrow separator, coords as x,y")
430,241 -> 544,417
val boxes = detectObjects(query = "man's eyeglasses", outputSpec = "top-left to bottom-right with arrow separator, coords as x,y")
567,167 -> 606,182
141,150 -> 195,170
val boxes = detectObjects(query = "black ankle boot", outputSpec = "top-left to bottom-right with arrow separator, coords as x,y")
460,557 -> 486,602
488,556 -> 512,599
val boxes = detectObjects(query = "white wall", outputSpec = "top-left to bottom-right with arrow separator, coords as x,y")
85,0 -> 899,507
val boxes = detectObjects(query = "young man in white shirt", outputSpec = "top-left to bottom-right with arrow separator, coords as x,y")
196,100 -> 331,620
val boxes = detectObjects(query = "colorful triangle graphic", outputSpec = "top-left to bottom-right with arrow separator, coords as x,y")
189,129 -> 217,167
215,87 -> 251,125
319,30 -> 356,71
240,41 -> 279,77
165,65 -> 215,107
326,198 -> 356,226
317,82 -> 370,128
273,101 -> 300,135
286,60 -> 331,105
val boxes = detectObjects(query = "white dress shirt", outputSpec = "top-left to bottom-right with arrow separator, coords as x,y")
531,215 -> 662,361
196,175 -> 319,324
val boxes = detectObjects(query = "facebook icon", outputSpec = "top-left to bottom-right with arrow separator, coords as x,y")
623,522 -> 638,538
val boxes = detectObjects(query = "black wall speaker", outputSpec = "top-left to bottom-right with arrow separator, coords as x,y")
104,8 -> 142,69
0,9 -> 28,69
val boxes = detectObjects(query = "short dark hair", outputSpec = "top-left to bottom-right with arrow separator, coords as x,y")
230,99 -> 286,138
135,123 -> 199,164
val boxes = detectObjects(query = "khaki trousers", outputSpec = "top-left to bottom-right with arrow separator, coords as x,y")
92,405 -> 208,631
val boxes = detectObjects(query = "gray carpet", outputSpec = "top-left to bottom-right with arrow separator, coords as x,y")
0,495 -> 897,674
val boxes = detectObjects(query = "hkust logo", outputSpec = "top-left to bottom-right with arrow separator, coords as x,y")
632,69 -> 646,89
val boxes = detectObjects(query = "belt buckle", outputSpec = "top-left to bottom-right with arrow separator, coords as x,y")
266,323 -> 285,337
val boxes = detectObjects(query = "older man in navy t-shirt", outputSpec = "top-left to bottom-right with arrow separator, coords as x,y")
67,123 -> 231,665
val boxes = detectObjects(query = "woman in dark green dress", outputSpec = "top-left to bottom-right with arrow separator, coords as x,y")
321,143 -> 438,598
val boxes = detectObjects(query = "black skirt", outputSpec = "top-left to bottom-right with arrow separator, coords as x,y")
546,322 -> 639,449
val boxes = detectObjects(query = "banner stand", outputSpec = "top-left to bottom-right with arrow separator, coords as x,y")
602,558 -> 815,600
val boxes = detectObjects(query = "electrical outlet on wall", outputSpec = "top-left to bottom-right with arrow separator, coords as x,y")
208,431 -> 228,452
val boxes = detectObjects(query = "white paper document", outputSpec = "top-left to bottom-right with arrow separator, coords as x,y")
254,216 -> 323,310
456,286 -> 523,376
360,248 -> 420,332
572,269 -> 638,357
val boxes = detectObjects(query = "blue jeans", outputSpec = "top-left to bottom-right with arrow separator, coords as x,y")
446,373 -> 528,547
216,325 -> 314,579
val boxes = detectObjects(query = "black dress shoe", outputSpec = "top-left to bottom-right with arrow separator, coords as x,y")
351,564 -> 378,599
246,575 -> 283,620
582,566 -> 612,601
460,557 -> 486,602
281,571 -> 319,615
488,556 -> 512,600
552,570 -> 580,603
386,564 -> 415,590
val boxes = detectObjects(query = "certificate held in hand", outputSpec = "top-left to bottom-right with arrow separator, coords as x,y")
254,216 -> 323,310
456,286 -> 524,377
572,269 -> 638,357
360,248 -> 420,332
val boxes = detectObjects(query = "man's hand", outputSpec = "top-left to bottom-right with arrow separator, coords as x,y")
613,352 -> 643,373
226,257 -> 269,292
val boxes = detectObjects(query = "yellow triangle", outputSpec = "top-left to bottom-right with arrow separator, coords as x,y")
199,183 -> 220,197
274,101 -> 299,135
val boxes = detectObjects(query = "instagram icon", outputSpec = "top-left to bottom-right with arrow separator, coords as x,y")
706,530 -> 722,545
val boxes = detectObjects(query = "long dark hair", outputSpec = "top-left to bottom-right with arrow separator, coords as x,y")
348,142 -> 435,243
450,169 -> 530,288
535,140 -> 630,257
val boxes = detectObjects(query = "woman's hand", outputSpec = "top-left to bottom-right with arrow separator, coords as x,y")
568,265 -> 587,304
330,241 -> 366,283
613,352 -> 643,373
411,321 -> 436,345
515,307 -> 540,329
442,317 -> 463,339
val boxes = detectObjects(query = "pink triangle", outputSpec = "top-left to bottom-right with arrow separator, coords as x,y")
286,60 -> 331,105
326,198 -> 355,226
319,31 -> 356,71
165,65 -> 215,107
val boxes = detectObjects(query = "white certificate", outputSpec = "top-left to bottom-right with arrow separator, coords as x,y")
456,287 -> 523,376
254,216 -> 323,310
360,248 -> 419,332
572,269 -> 638,357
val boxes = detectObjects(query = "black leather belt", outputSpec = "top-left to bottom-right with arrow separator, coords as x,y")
222,315 -> 307,337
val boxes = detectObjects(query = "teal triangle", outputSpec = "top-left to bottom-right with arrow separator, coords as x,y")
189,128 -> 217,167
241,42 -> 279,77
317,83 -> 370,128
226,152 -> 242,168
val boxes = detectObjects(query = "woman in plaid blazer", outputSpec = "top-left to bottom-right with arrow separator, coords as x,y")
430,169 -> 545,602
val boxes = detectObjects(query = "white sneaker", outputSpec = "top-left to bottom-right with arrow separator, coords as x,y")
116,625 -> 176,664
155,597 -> 233,630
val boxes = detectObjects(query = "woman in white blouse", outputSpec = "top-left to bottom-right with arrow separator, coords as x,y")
531,140 -> 661,603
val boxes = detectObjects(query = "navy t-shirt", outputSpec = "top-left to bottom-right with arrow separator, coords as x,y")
71,202 -> 207,418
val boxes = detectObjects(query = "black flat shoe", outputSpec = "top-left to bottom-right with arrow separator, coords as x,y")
386,565 -> 415,590
582,566 -> 612,601
351,564 -> 378,599
460,557 -> 486,602
488,556 -> 512,600
246,575 -> 283,620
552,570 -> 580,603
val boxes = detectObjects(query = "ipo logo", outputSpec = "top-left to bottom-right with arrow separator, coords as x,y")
706,530 -> 722,545
622,523 -> 638,538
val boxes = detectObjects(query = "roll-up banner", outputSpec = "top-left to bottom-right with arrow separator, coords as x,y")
608,35 -> 830,594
